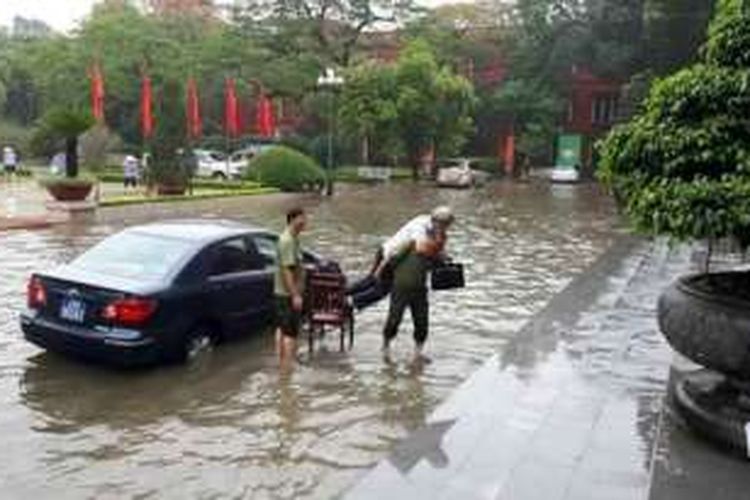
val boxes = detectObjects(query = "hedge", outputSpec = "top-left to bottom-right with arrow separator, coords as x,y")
96,173 -> 262,191
243,146 -> 325,192
100,187 -> 279,207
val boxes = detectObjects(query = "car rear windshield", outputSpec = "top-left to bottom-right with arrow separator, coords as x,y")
71,231 -> 194,281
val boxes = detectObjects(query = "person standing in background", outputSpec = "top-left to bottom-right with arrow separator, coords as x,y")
3,146 -> 18,181
123,154 -> 140,190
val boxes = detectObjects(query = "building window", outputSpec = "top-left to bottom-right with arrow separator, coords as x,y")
568,100 -> 574,124
591,95 -> 619,125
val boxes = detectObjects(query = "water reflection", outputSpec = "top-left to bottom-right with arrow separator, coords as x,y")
1,181 -> 619,498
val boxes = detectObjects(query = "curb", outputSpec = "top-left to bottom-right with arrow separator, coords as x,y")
0,214 -> 67,231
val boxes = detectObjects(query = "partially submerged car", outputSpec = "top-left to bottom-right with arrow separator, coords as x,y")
436,158 -> 491,188
21,220 -> 336,366
193,149 -> 246,180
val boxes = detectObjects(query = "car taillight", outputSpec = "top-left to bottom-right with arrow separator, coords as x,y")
27,277 -> 47,309
102,297 -> 157,326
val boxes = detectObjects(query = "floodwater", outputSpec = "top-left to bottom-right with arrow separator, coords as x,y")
0,181 -> 620,499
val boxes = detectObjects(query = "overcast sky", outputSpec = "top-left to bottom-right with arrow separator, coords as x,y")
1,0 -> 461,32
1,0 -> 98,32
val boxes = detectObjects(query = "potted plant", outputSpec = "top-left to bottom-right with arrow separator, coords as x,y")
35,109 -> 96,202
147,80 -> 189,196
598,0 -> 750,456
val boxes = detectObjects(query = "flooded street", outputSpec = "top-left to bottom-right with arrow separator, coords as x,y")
0,181 -> 620,499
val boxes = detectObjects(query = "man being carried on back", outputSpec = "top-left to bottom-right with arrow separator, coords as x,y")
348,206 -> 454,310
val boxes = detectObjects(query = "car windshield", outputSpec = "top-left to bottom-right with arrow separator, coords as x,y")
71,231 -> 194,282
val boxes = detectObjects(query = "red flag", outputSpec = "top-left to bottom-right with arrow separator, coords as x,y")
224,77 -> 239,138
89,63 -> 105,123
140,75 -> 154,140
256,93 -> 275,138
186,77 -> 202,140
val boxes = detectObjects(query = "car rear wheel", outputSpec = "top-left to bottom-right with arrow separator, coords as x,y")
182,325 -> 215,364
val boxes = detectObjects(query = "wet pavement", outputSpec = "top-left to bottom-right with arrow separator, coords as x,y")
0,181 -> 624,498
0,180 -> 49,217
346,235 -> 750,500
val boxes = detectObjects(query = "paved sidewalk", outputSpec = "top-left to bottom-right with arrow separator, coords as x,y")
0,180 -> 70,230
346,237 -> 717,500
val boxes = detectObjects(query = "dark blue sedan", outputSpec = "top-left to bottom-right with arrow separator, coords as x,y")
21,220 -> 332,366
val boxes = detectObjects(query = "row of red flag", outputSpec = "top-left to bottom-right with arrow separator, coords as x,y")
89,64 -> 276,141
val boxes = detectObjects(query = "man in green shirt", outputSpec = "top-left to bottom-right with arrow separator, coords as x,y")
275,207 -> 307,366
381,229 -> 446,363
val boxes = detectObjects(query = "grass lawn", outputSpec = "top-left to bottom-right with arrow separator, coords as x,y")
99,186 -> 279,207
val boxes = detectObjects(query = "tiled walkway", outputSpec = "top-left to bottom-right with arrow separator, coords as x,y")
346,237 -> 721,500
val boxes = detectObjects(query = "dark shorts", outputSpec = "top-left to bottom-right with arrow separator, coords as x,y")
124,176 -> 138,187
275,296 -> 302,339
4,164 -> 16,174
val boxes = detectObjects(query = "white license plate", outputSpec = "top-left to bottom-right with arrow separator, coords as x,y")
60,298 -> 86,323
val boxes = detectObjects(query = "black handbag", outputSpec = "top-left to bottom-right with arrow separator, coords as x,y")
431,262 -> 465,291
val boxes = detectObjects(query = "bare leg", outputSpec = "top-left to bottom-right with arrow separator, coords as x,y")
280,335 -> 297,369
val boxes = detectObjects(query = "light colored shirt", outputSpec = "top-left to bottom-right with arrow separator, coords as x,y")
274,228 -> 304,297
3,149 -> 17,166
382,214 -> 433,260
123,156 -> 139,178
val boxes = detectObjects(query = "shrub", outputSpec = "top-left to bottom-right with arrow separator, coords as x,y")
244,146 -> 325,192
0,120 -> 33,157
598,2 -> 750,252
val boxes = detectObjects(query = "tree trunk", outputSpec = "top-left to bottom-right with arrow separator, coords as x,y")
409,150 -> 420,181
65,137 -> 78,179
361,135 -> 370,165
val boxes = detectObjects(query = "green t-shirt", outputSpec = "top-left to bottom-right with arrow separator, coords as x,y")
274,228 -> 303,297
392,249 -> 431,291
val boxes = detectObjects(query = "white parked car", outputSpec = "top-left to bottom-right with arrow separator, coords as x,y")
194,149 -> 246,180
436,159 -> 490,188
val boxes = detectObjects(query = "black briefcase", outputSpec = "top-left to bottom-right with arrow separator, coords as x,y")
431,262 -> 465,291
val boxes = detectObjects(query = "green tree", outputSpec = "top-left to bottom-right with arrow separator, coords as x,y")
35,108 -> 95,178
643,0 -> 714,75
233,0 -> 420,66
598,0 -> 750,255
338,63 -> 398,164
488,79 -> 563,160
395,40 -> 475,176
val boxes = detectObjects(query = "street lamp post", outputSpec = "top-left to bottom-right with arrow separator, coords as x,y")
317,67 -> 344,197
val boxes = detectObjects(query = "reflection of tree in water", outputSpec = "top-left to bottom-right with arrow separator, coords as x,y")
271,370 -> 301,460
498,321 -> 564,381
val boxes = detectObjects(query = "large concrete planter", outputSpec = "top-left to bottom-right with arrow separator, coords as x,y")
659,271 -> 750,457
43,180 -> 94,202
156,183 -> 187,196
658,272 -> 750,378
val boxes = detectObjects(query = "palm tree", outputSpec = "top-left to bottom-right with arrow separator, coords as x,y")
40,109 -> 95,178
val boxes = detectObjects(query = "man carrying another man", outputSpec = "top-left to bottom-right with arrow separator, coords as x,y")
349,206 -> 455,310
381,228 -> 446,363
